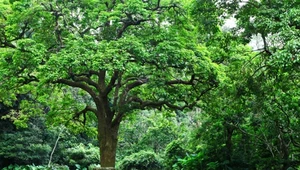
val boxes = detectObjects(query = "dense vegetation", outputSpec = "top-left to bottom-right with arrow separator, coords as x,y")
0,0 -> 299,169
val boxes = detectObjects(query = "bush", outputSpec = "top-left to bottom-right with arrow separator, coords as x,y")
118,150 -> 163,170
3,164 -> 69,170
0,118 -> 52,166
63,143 -> 99,169
164,140 -> 187,170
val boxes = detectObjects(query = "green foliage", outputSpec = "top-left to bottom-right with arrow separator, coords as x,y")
88,164 -> 101,170
0,1 -> 221,167
190,0 -> 225,39
164,140 -> 187,170
3,164 -> 69,170
175,153 -> 206,170
117,150 -> 162,170
167,1 -> 300,169
117,110 -> 178,160
0,113 -> 99,168
0,117 -> 52,165
0,0 -> 219,123
64,143 -> 99,168
1,0 -> 299,169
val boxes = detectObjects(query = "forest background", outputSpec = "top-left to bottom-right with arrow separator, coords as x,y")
0,0 -> 299,169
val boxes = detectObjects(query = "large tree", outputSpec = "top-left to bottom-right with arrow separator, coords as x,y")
0,0 -> 219,168
175,0 -> 300,169
231,1 -> 300,169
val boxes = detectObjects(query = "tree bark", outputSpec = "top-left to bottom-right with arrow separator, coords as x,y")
225,126 -> 234,162
97,116 -> 120,169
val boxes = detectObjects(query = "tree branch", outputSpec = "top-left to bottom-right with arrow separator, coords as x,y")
121,76 -> 140,86
119,77 -> 149,106
129,97 -> 187,110
112,79 -> 216,127
126,77 -> 148,90
73,105 -> 97,125
19,73 -> 39,85
103,70 -> 120,96
166,75 -> 196,86
117,18 -> 149,38
130,83 -> 215,110
113,73 -> 123,111
55,79 -> 99,102
261,33 -> 272,56
145,0 -> 179,11
72,75 -> 101,93
97,70 -> 106,91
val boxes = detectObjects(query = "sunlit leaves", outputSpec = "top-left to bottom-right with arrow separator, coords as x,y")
0,3 -> 223,167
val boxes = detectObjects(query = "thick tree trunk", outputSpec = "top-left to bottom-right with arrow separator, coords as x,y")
97,119 -> 120,169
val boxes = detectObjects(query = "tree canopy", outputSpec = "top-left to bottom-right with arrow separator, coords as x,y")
1,0 -> 299,169
0,0 -> 219,168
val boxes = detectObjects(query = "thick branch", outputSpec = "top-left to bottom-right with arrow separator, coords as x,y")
130,83 -> 215,110
80,105 -> 97,114
121,77 -> 140,86
55,79 -> 99,102
8,22 -> 31,42
113,79 -> 215,126
72,76 -> 101,93
103,70 -> 119,96
1,41 -> 16,48
117,18 -> 149,38
126,77 -> 148,90
74,105 -> 97,125
98,70 -> 106,91
119,77 -> 148,106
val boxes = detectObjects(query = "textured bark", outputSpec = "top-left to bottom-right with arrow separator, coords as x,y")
98,116 -> 120,168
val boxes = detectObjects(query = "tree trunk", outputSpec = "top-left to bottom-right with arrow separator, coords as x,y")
279,132 -> 290,170
97,118 -> 120,170
225,126 -> 234,162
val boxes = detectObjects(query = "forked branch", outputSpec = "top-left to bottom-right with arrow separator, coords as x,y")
74,105 -> 97,125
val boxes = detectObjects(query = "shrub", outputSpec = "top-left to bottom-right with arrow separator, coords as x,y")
63,143 -> 99,169
118,150 -> 162,170
3,164 -> 69,170
164,140 -> 187,170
